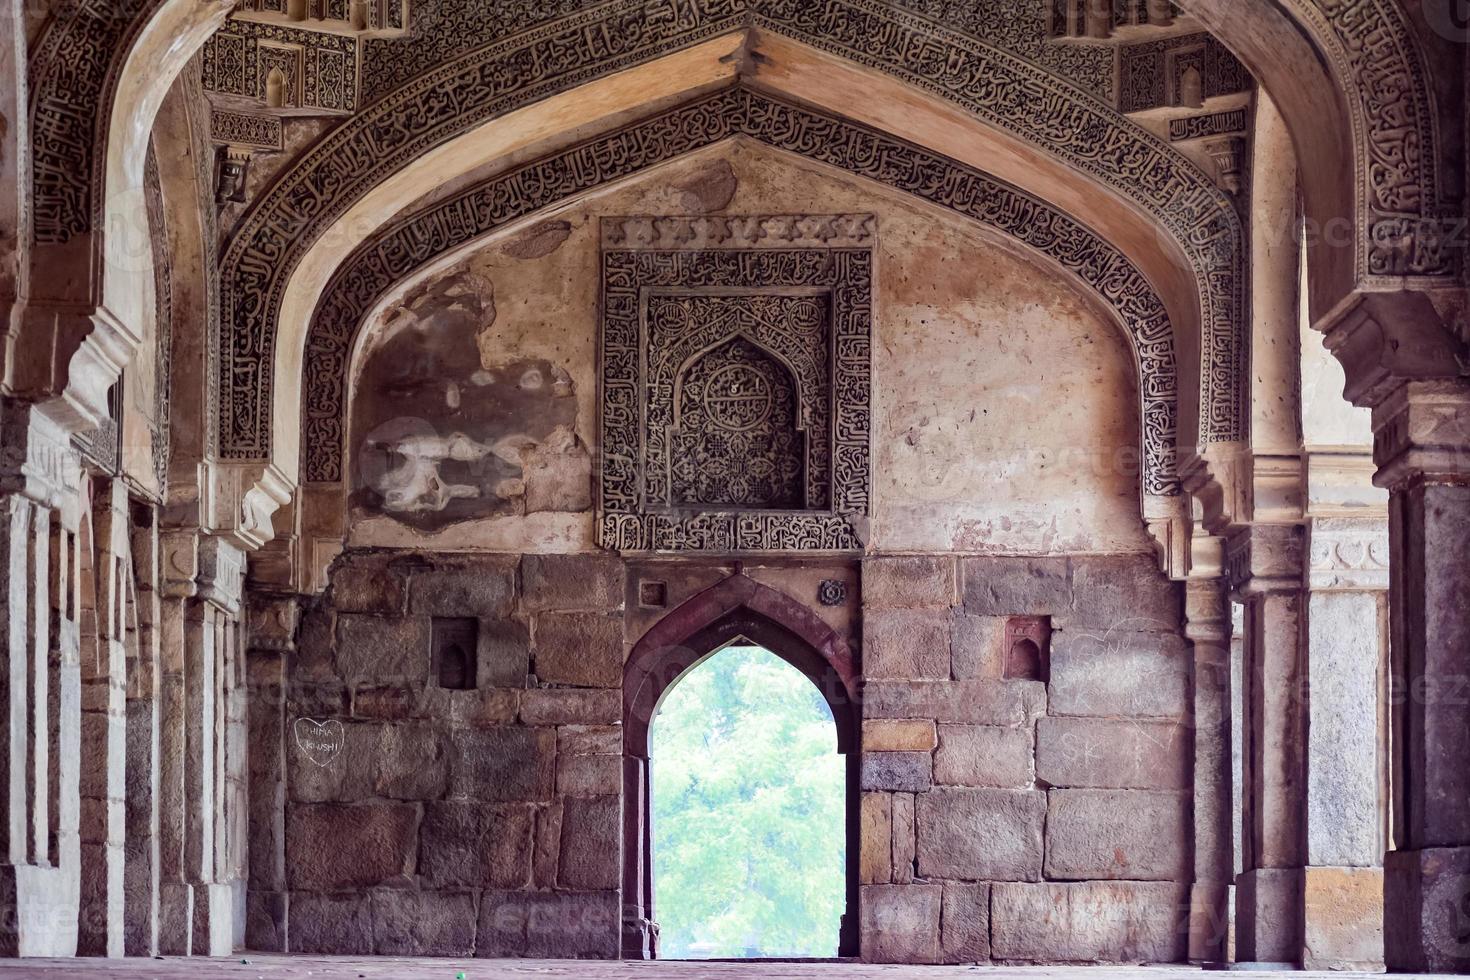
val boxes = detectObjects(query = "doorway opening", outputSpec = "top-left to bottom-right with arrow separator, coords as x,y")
650,641 -> 844,958
622,574 -> 860,960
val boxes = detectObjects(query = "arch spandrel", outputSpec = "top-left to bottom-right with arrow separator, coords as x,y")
305,86 -> 1182,508
215,11 -> 1243,484
16,0 -> 1455,465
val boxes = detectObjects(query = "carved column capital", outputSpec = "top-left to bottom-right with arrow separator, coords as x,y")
1227,523 -> 1304,597
1185,575 -> 1232,644
159,529 -> 247,615
1371,379 -> 1470,490
246,592 -> 302,653
1316,290 -> 1468,410
205,461 -> 293,552
0,401 -> 85,520
1306,516 -> 1390,592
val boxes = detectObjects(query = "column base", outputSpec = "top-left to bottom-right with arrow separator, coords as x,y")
245,890 -> 288,952
1385,846 -> 1470,973
193,881 -> 235,956
1236,868 -> 1302,965
0,864 -> 78,957
157,881 -> 193,955
621,916 -> 657,959
1302,865 -> 1383,971
1189,881 -> 1231,963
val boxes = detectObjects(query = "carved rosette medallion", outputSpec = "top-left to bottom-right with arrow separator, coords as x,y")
598,215 -> 874,553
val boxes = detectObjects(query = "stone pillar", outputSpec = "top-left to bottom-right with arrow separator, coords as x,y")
1185,571 -> 1232,963
156,529 -> 245,956
1300,516 -> 1388,970
243,591 -> 298,952
1229,524 -> 1305,966
187,536 -> 245,956
78,479 -> 129,957
1375,380 -> 1470,973
124,505 -> 162,956
155,539 -> 193,955
0,405 -> 85,956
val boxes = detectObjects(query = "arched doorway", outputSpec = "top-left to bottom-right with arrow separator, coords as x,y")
623,575 -> 860,960
650,641 -> 844,957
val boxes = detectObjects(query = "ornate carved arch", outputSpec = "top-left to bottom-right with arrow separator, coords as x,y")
1274,0 -> 1453,281
214,5 -> 1242,474
300,87 -> 1183,498
621,571 -> 861,957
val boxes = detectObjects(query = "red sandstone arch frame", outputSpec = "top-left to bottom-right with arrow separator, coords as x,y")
621,574 -> 861,959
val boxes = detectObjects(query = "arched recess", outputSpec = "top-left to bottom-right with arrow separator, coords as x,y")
623,573 -> 860,959
215,22 -> 1241,487
302,85 -> 1180,511
18,0 -> 230,430
1175,0 -> 1459,310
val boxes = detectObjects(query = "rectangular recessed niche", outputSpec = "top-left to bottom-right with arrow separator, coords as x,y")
1004,616 -> 1051,683
431,617 -> 478,691
639,580 -> 667,608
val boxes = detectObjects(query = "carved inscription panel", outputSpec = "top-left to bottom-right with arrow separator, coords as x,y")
599,216 -> 873,553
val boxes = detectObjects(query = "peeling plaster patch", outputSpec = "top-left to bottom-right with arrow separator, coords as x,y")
351,268 -> 579,531
502,219 -> 573,260
675,158 -> 737,212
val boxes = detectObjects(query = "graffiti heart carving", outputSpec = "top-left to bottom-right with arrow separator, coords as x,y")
294,718 -> 345,767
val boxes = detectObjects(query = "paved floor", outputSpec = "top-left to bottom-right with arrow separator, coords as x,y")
0,959 -> 1440,979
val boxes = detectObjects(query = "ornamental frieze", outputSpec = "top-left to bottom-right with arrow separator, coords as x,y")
298,88 -> 1181,498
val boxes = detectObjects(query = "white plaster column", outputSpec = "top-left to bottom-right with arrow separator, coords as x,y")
1299,516 -> 1388,970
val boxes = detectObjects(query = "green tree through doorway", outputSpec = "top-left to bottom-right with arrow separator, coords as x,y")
650,643 -> 845,958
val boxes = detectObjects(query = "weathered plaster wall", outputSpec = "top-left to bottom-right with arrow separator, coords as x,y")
346,142 -> 1149,555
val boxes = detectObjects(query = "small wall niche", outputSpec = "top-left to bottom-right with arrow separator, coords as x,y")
1003,616 -> 1051,683
431,617 -> 478,691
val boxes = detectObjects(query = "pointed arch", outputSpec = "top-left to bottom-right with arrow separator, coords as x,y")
622,572 -> 860,959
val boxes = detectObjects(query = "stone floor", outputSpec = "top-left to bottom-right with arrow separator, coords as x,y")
0,959 -> 1446,979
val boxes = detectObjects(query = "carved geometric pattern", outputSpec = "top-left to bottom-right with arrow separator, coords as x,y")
201,22 -> 359,113
363,0 -> 1117,103
1117,34 -> 1249,113
211,110 -> 285,151
663,312 -> 812,510
297,88 -> 1181,496
221,0 -> 1237,472
599,227 -> 873,553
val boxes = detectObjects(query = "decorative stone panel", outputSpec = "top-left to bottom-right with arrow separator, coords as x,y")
598,215 -> 873,553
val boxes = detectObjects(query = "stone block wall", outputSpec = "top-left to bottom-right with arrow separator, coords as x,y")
276,551 -> 626,956
859,554 -> 1192,965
